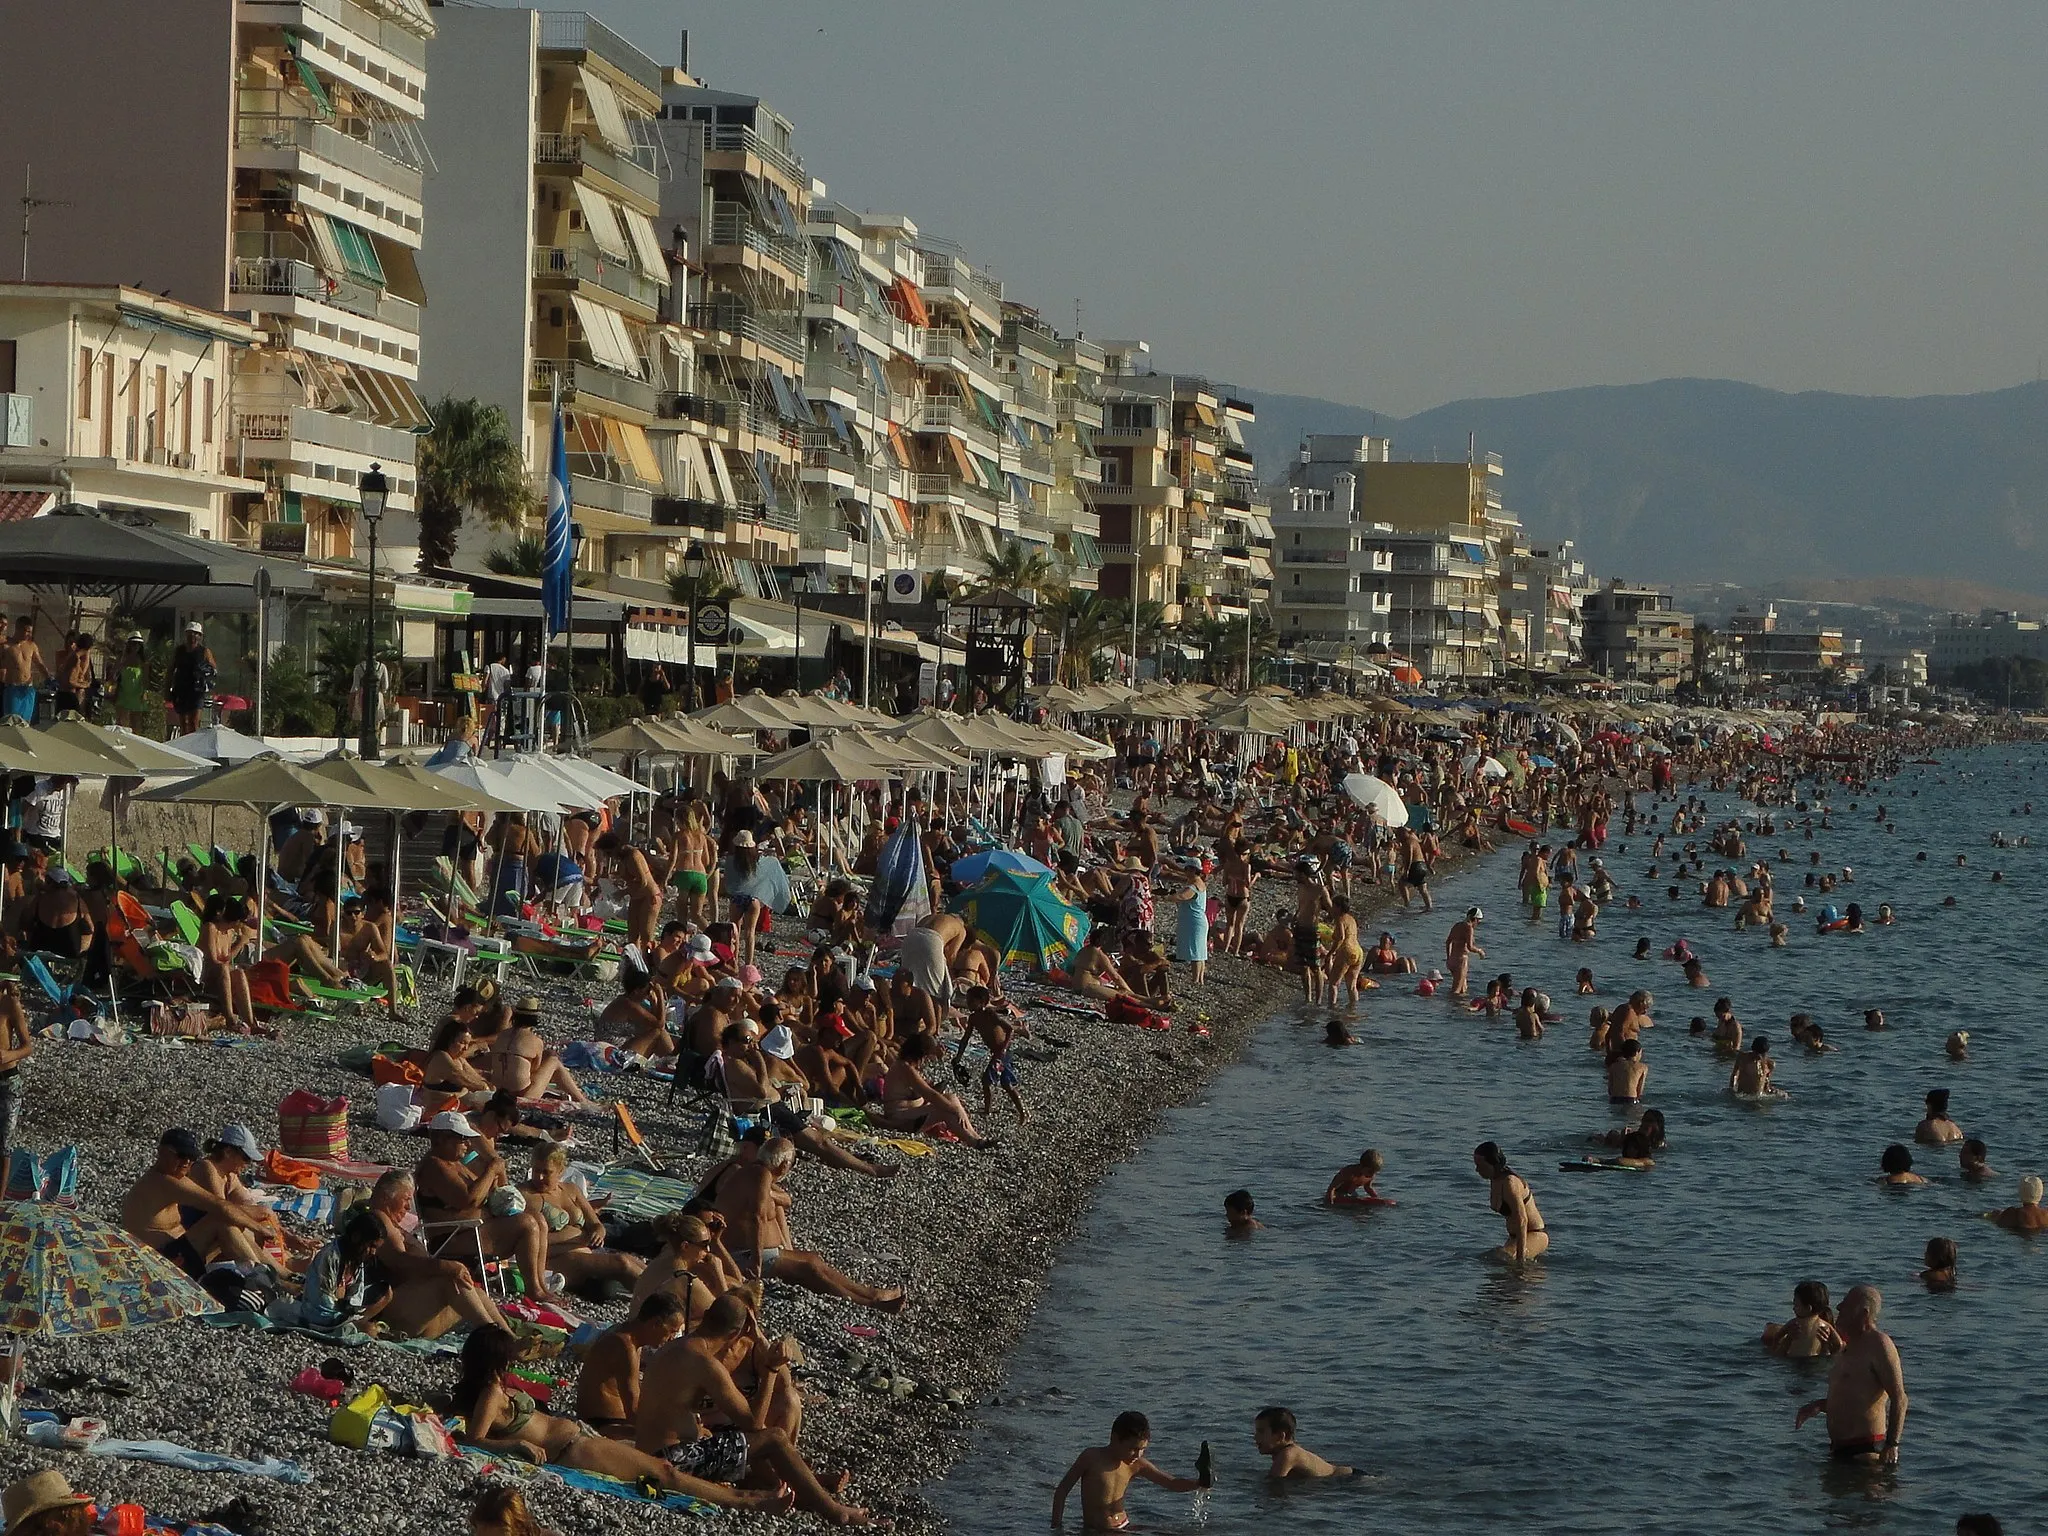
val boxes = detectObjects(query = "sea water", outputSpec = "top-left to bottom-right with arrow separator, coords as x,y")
933,746 -> 2048,1533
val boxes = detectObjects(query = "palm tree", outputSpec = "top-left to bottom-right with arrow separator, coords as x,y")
485,534 -> 547,579
666,569 -> 742,609
968,542 -> 1063,601
415,396 -> 533,573
1042,588 -> 1120,685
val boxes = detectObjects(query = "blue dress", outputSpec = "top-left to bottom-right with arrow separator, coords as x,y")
1173,880 -> 1210,964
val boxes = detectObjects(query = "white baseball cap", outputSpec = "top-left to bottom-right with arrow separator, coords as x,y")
1467,906 -> 1484,920
214,1123 -> 263,1160
427,1110 -> 479,1137
184,621 -> 204,634
760,1025 -> 796,1060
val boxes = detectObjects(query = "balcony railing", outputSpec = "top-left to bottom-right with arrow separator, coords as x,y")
532,245 -> 662,312
655,393 -> 728,427
1096,542 -> 1135,558
707,123 -> 805,185
1002,318 -> 1060,359
533,130 -> 658,202
234,407 -> 418,466
686,303 -> 804,364
235,113 -> 425,199
709,205 -> 808,276
913,473 -> 996,515
1006,381 -> 1054,418
569,471 -> 652,521
228,256 -> 419,333
537,12 -> 664,94
915,400 -> 998,451
651,497 -> 727,532
530,356 -> 656,416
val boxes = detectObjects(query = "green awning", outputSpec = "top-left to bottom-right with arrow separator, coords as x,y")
1073,423 -> 1096,456
972,389 -> 1003,433
974,455 -> 1004,495
287,37 -> 335,118
330,218 -> 385,286
1066,532 -> 1103,569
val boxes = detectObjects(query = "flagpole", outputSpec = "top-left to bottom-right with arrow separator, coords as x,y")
536,378 -> 554,753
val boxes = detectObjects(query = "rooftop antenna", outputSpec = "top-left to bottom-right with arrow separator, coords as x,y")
19,165 -> 71,282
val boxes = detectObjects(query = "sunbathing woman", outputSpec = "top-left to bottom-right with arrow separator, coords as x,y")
626,1212 -> 731,1324
422,1016 -> 495,1108
199,894 -> 258,1033
878,1031 -> 996,1147
523,1143 -> 644,1294
452,1325 -> 789,1514
489,997 -> 592,1106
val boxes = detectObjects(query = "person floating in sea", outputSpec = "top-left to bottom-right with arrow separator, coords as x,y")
1052,1411 -> 1208,1530
1794,1284 -> 1906,1465
1224,1189 -> 1262,1235
1253,1406 -> 1355,1480
1474,1141 -> 1547,1263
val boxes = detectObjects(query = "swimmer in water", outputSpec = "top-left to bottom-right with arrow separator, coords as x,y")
1915,1090 -> 1964,1147
1514,989 -> 1546,1041
1052,1411 -> 1208,1531
1253,1406 -> 1355,1481
1876,904 -> 1895,925
1323,1018 -> 1356,1047
1474,1141 -> 1548,1264
1682,956 -> 1709,988
1712,999 -> 1742,1054
1946,1030 -> 1970,1061
1864,1008 -> 1886,1032
1586,1006 -> 1611,1053
1959,1138 -> 1994,1182
1879,1144 -> 1926,1187
1223,1189 -> 1262,1235
1792,1285 -> 1908,1465
1762,1280 -> 1841,1358
1323,1149 -> 1385,1205
1985,1175 -> 2048,1232
1576,967 -> 1596,995
1731,1037 -> 1775,1096
1769,923 -> 1789,947
1920,1236 -> 1957,1293
1606,1038 -> 1647,1103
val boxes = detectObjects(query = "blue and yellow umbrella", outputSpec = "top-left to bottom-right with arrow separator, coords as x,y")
949,869 -> 1091,972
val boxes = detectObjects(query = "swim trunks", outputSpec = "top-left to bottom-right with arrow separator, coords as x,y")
0,685 -> 33,723
734,1246 -> 783,1278
1403,862 -> 1429,888
1608,1095 -> 1642,1105
156,1233 -> 206,1279
984,1054 -> 1019,1089
1529,889 -> 1548,911
1291,923 -> 1318,960
674,869 -> 709,896
1830,1436 -> 1885,1461
663,1426 -> 751,1483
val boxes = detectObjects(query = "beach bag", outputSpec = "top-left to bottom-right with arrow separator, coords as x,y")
374,1084 -> 421,1133
147,1001 -> 213,1039
278,1090 -> 350,1161
402,1407 -> 455,1459
329,1383 -> 390,1449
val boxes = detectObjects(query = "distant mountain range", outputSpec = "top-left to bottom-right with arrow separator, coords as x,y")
1238,377 -> 2048,607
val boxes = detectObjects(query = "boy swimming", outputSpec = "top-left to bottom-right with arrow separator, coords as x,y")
1052,1411 -> 1208,1530
1253,1405 -> 1355,1480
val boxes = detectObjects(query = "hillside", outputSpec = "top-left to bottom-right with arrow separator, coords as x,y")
1239,378 -> 2048,601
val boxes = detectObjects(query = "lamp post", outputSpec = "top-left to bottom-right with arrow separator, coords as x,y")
936,596 -> 950,707
357,462 -> 388,758
790,567 -> 811,692
684,539 -> 706,712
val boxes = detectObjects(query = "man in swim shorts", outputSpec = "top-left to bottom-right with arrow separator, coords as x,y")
1445,907 -> 1484,998
1795,1284 -> 1906,1465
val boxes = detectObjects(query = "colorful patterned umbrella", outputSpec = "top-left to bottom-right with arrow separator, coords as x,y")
0,1205 -> 220,1338
948,848 -> 1054,885
949,870 -> 1091,971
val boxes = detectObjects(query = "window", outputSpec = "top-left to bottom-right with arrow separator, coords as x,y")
99,359 -> 113,456
202,378 -> 214,445
77,348 -> 93,418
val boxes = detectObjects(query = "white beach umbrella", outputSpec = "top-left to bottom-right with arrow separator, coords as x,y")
1341,772 -> 1410,829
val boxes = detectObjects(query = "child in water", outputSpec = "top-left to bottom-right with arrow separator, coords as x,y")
1323,1149 -> 1386,1205
1223,1189 -> 1262,1235
1052,1411 -> 1208,1531
1253,1406 -> 1355,1480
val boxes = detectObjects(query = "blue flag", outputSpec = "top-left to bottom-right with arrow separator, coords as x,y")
541,400 -> 572,637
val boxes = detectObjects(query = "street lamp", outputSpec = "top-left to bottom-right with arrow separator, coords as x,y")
683,539 -> 706,712
936,595 -> 951,707
357,462 -> 388,759
789,567 -> 812,693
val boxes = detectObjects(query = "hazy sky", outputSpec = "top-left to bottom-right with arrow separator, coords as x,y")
579,0 -> 2048,416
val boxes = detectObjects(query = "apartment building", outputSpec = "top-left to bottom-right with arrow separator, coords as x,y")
1928,610 -> 2048,674
1505,540 -> 1592,673
1092,346 -> 1183,622
1727,604 -> 1855,684
1268,480 -> 1393,654
419,8 -> 681,591
0,284 -> 265,535
1,0 -> 437,560
1581,580 -> 1693,688
1287,434 -> 1509,680
995,307 -> 1067,572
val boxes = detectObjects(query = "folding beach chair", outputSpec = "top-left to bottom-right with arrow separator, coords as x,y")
611,1102 -> 663,1172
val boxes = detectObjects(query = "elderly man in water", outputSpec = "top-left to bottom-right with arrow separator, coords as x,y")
1794,1284 -> 1906,1465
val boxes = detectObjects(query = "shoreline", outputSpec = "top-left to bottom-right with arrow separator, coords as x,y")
0,834 -> 1484,1534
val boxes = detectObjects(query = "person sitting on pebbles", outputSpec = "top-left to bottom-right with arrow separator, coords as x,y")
487,996 -> 594,1106
1065,930 -> 1141,1003
120,1126 -> 274,1277
523,1143 -> 643,1298
711,1137 -> 907,1313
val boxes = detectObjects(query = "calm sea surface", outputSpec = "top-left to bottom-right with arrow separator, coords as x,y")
933,745 -> 2048,1533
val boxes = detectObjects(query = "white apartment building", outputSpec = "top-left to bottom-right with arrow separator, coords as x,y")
1,0 -> 437,563
0,284 -> 265,536
1269,479 -> 1393,653
1506,540 -> 1592,672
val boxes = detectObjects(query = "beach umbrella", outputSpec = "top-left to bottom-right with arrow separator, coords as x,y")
0,722 -> 115,778
170,725 -> 280,765
690,693 -> 801,731
1528,754 -> 1558,769
0,1204 -> 219,1339
1205,698 -> 1296,736
948,869 -> 1091,971
949,848 -> 1054,885
427,755 -> 587,813
39,722 -> 210,775
585,718 -> 696,757
1472,756 -> 1509,780
512,753 -> 646,804
1341,772 -> 1410,829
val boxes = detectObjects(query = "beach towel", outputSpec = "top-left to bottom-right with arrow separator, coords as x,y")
259,1149 -> 322,1190
582,1165 -> 696,1220
255,1186 -> 337,1225
22,1422 -> 312,1483
297,1155 -> 390,1185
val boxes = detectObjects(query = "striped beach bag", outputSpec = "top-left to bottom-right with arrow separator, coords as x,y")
277,1090 -> 350,1162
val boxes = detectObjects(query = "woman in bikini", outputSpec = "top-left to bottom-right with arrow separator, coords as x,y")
452,1325 -> 780,1512
878,1031 -> 996,1146
1326,896 -> 1365,1015
422,1016 -> 495,1107
487,998 -> 593,1106
199,893 -> 257,1033
626,1212 -> 734,1321
522,1144 -> 643,1293
1366,931 -> 1414,975
1474,1141 -> 1549,1263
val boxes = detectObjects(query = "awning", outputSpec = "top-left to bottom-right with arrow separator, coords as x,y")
617,204 -> 670,285
861,350 -> 891,394
820,401 -> 853,448
971,389 -> 1003,432
576,65 -> 635,153
0,506 -> 317,606
945,436 -> 977,483
306,213 -> 347,280
890,277 -> 929,327
763,364 -> 803,424
709,446 -> 741,506
330,218 -> 385,286
286,36 -> 334,117
573,182 -> 630,263
885,422 -> 913,468
570,293 -> 642,377
974,454 -> 1004,495
1247,513 -> 1274,540
1190,401 -> 1218,428
1067,531 -> 1103,568
677,434 -> 718,503
764,183 -> 802,239
887,496 -> 915,536
749,449 -> 781,511
608,420 -> 663,487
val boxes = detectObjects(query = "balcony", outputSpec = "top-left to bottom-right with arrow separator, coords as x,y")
923,332 -> 1003,391
570,472 -> 653,522
915,400 -> 998,455
686,303 -> 804,365
920,255 -> 1002,314
1007,380 -> 1054,419
709,204 -> 808,279
913,473 -> 997,518
651,497 -> 727,532
1015,443 -> 1053,479
655,393 -> 729,428
1086,480 -> 1183,508
531,245 -> 661,315
802,352 -> 885,412
1001,318 -> 1060,364
235,112 -> 424,202
227,255 -> 421,336
538,12 -> 664,94
233,406 -> 419,468
529,356 -> 656,418
706,124 -> 805,189
533,130 -> 658,208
